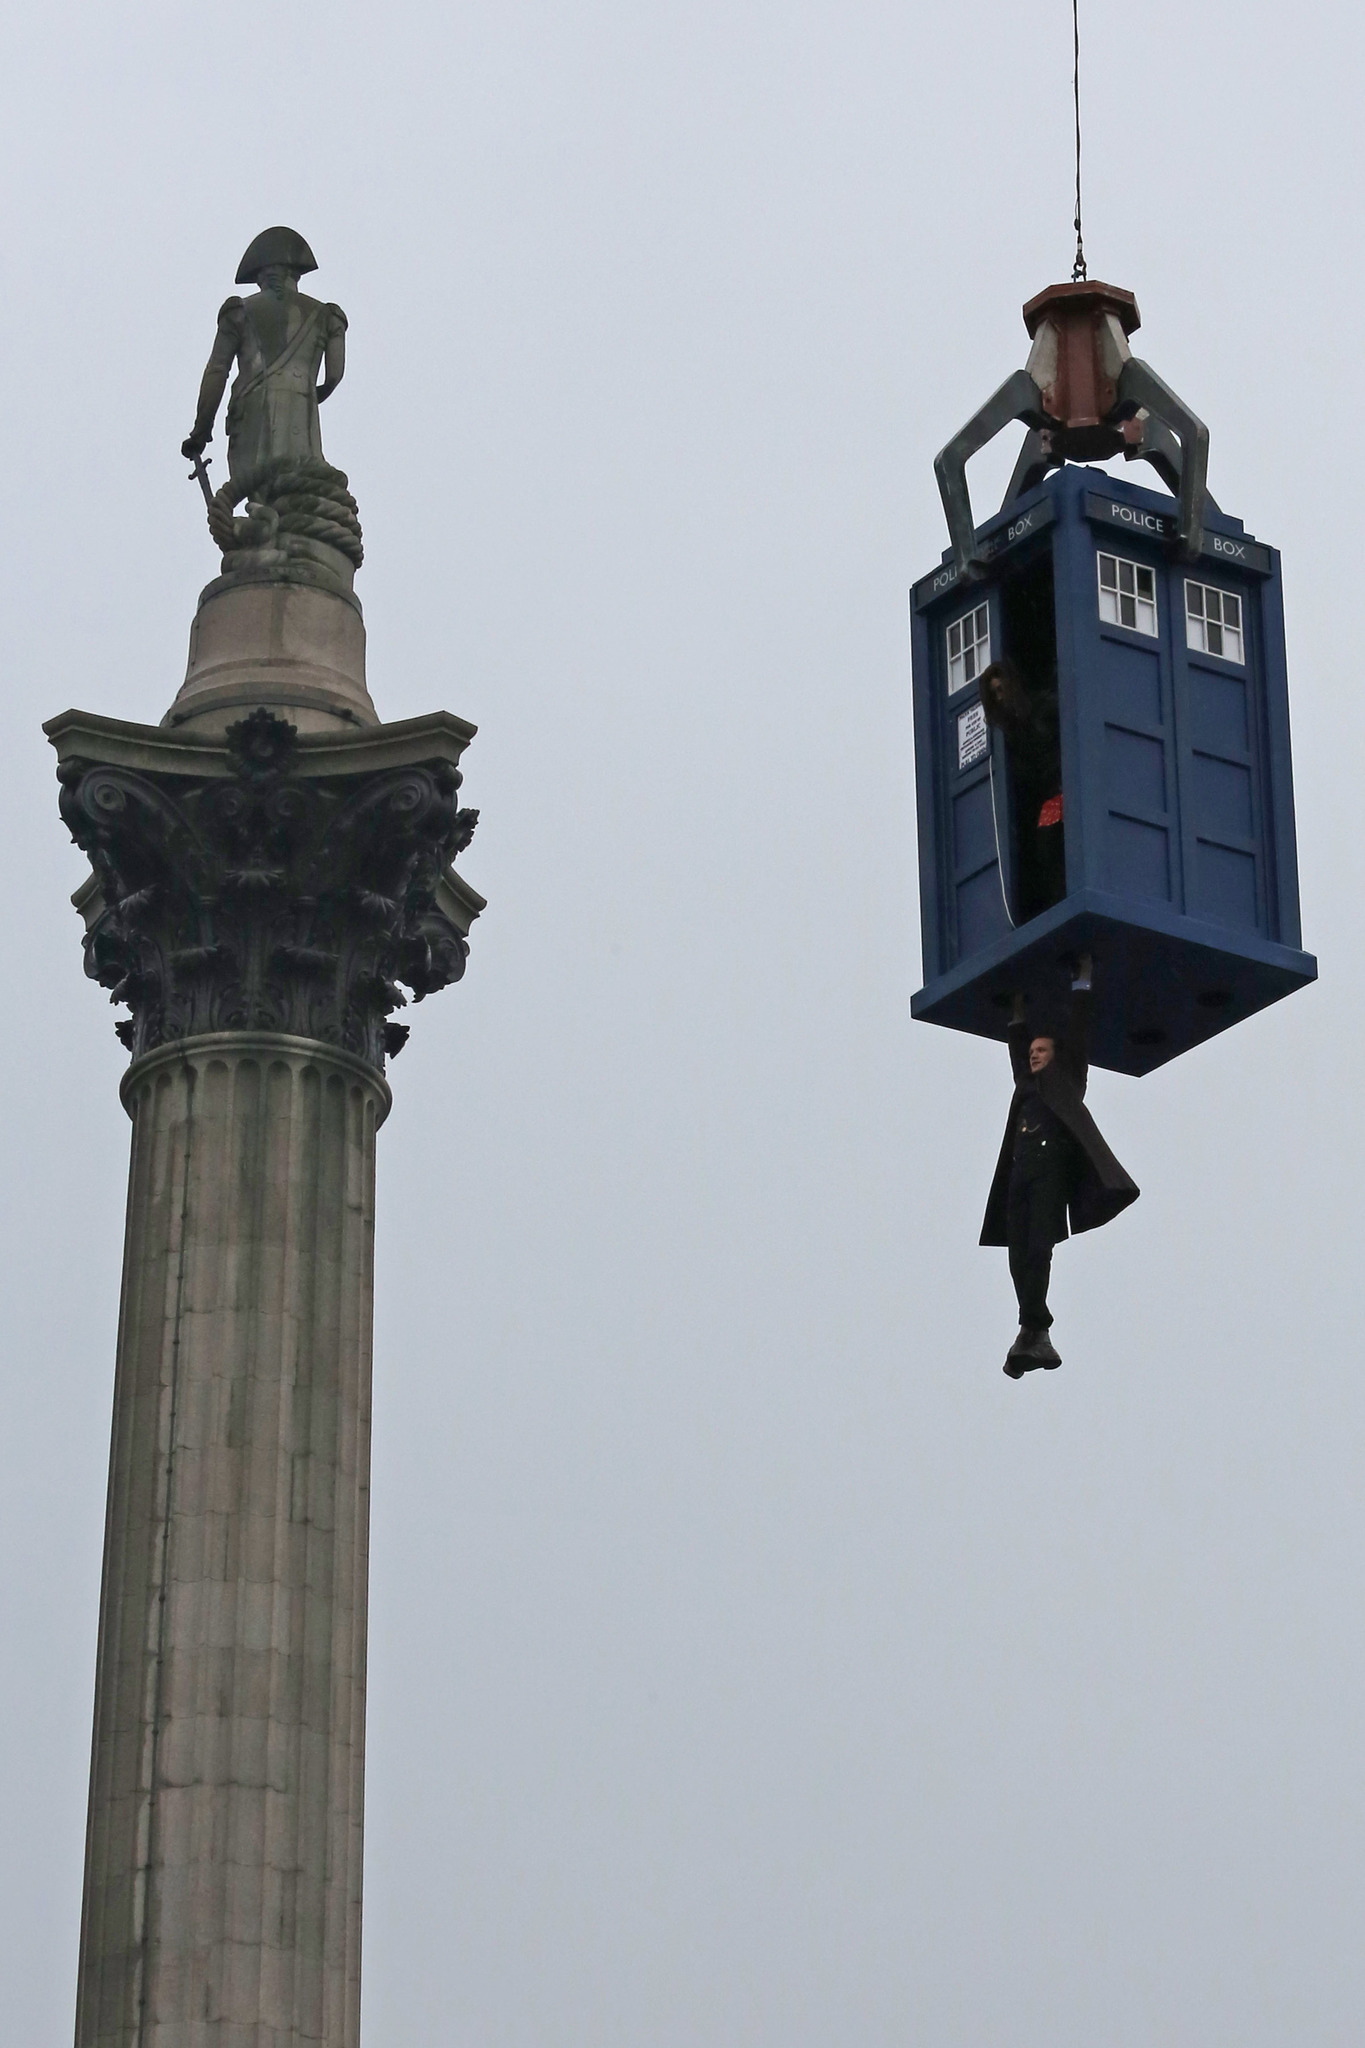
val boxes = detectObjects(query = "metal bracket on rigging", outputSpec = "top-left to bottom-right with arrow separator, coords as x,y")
933,281 -> 1210,576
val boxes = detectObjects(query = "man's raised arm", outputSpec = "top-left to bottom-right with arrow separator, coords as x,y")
1007,991 -> 1030,1084
1063,952 -> 1094,1083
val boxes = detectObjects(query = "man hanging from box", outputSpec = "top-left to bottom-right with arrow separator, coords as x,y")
981,956 -> 1139,1377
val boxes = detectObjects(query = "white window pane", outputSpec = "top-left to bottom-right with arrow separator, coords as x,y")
1100,552 -> 1160,634
1186,583 -> 1246,663
947,607 -> 987,693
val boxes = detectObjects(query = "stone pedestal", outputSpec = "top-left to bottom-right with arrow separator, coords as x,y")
49,568 -> 481,2046
169,580 -> 376,736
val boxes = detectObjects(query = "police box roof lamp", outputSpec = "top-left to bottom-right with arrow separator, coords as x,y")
933,279 -> 1210,580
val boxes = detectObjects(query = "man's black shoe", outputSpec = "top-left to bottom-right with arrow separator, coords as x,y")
1004,1328 -> 1036,1377
1020,1327 -> 1061,1369
1004,1327 -> 1061,1376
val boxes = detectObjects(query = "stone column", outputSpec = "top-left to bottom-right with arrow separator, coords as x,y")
78,1037 -> 386,2046
49,597 -> 482,2043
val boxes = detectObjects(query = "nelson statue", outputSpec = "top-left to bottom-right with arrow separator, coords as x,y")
179,227 -> 361,580
181,225 -> 348,481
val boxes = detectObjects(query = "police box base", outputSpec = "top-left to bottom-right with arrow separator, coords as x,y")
911,889 -> 1317,1078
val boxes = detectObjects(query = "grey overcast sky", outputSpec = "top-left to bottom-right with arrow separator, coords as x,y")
2,2 -> 1362,2042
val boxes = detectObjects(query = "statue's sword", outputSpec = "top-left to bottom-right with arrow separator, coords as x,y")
187,451 -> 213,506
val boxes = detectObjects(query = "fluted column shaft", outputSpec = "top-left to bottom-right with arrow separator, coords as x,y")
48,689 -> 481,2047
76,1034 -> 390,2048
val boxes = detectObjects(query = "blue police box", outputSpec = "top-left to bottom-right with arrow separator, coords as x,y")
909,464 -> 1316,1075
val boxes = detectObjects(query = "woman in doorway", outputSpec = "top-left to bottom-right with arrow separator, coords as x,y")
979,656 -> 1064,922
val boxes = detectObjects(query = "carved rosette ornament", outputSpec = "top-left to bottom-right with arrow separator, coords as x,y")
54,709 -> 479,1072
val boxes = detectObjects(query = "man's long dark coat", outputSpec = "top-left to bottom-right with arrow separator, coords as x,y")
980,990 -> 1139,1246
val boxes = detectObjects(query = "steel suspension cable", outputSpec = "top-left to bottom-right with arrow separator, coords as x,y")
1071,0 -> 1087,281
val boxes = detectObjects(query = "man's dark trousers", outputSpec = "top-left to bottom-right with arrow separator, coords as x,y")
1006,1153 -> 1069,1330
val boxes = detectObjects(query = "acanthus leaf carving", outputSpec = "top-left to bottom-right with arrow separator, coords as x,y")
57,712 -> 477,1070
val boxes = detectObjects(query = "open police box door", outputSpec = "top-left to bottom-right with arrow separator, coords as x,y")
909,464 -> 1316,1075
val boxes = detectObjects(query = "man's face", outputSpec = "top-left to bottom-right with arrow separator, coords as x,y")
1029,1036 -> 1056,1074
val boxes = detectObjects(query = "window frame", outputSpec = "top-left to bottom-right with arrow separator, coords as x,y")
1184,578 -> 1246,666
945,601 -> 991,697
1096,550 -> 1159,639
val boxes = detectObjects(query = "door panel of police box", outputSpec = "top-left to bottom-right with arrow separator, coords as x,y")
1172,566 -> 1270,940
938,590 -> 1012,965
1084,533 -> 1184,915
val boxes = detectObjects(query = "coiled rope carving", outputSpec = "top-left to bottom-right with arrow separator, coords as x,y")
207,457 -> 364,567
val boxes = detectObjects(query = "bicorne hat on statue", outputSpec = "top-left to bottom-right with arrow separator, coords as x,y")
235,226 -> 319,285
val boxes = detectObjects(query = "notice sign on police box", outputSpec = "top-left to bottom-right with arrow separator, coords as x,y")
957,701 -> 989,770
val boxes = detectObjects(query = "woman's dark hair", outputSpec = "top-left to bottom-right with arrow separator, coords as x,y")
978,657 -> 1031,732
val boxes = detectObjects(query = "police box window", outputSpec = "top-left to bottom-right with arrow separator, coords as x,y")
1185,580 -> 1244,664
946,603 -> 989,695
1097,552 -> 1158,636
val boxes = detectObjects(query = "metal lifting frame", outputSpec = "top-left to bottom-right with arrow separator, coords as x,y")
933,356 -> 1209,577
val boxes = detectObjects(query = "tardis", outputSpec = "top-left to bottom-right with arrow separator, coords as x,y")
909,463 -> 1316,1074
